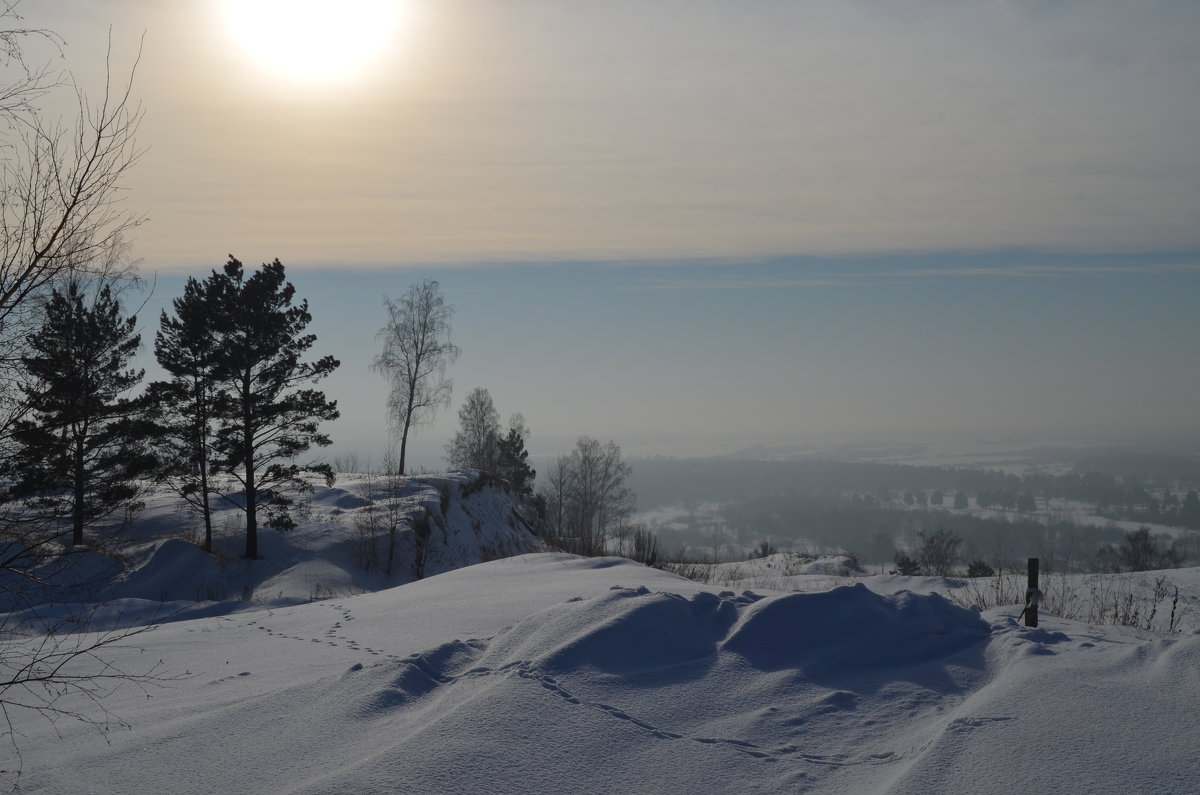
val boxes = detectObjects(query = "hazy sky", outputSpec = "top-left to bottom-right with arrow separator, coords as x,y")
15,1 -> 1200,465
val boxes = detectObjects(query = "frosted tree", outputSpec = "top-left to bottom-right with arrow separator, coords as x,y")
372,280 -> 460,475
539,437 -> 633,556
445,387 -> 501,472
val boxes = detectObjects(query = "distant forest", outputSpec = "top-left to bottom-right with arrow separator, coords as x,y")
630,454 -> 1200,526
629,454 -> 1200,570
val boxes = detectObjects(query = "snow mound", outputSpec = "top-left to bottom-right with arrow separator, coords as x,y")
795,553 -> 865,576
9,555 -> 1200,794
321,486 -> 371,510
478,587 -> 745,677
721,583 -> 989,671
113,537 -> 225,601
350,638 -> 487,719
284,583 -> 992,793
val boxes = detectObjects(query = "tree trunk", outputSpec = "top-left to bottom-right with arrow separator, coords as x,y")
196,385 -> 214,554
244,457 -> 257,559
72,437 -> 85,546
399,410 -> 413,476
200,454 -> 213,554
243,395 -> 257,559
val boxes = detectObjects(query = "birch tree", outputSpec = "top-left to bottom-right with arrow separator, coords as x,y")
372,280 -> 459,474
445,386 -> 500,471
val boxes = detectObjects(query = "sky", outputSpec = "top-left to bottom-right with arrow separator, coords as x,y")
11,0 -> 1200,466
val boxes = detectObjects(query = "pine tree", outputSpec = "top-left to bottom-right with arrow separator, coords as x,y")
207,257 -> 340,559
496,413 -> 535,493
148,275 -> 224,552
8,282 -> 152,545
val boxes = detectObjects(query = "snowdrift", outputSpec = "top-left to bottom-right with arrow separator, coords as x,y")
9,554 -> 1198,793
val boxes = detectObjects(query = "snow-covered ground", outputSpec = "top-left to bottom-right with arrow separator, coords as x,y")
6,548 -> 1200,791
2,566 -> 1200,792
2,470 -> 543,631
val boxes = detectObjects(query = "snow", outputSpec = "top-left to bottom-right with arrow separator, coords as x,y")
4,479 -> 1200,793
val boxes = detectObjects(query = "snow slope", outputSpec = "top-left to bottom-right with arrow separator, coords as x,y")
3,470 -> 544,632
5,554 -> 1199,793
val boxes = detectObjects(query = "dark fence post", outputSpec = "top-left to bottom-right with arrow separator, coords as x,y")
1025,557 -> 1040,628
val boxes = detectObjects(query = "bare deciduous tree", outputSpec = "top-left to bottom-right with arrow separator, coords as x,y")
541,451 -> 575,549
539,437 -> 634,557
372,280 -> 460,475
352,453 -> 407,576
1,603 -> 172,776
0,6 -> 153,769
0,3 -> 63,121
1,22 -> 144,451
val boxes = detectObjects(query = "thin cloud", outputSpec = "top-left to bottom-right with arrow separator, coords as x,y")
632,277 -> 861,291
633,260 -> 1200,290
887,263 -> 1200,280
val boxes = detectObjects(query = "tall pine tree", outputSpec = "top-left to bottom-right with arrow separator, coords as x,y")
149,275 -> 224,552
9,282 -> 152,545
208,257 -> 340,559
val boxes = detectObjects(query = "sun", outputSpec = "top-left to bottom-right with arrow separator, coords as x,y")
221,0 -> 405,84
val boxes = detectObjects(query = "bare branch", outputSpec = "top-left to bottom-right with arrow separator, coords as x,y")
0,13 -> 156,778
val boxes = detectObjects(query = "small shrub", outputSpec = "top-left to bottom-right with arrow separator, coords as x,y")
967,559 -> 995,578
892,552 -> 920,576
411,510 -> 433,579
331,451 -> 362,474
309,581 -> 338,602
664,548 -> 719,584
628,527 -> 663,568
917,528 -> 961,577
752,540 -> 776,559
945,571 -> 1187,633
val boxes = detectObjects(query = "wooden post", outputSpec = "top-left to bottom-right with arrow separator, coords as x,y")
1026,557 -> 1039,628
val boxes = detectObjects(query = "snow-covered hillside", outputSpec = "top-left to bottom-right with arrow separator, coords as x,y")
5,550 -> 1200,793
3,469 -> 543,630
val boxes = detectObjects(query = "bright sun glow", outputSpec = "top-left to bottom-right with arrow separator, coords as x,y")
221,0 -> 405,84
